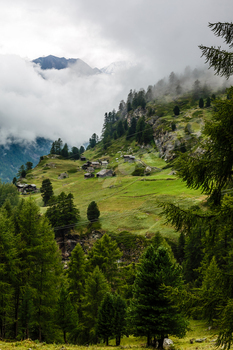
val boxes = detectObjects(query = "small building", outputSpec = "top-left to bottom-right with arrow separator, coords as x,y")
124,155 -> 135,163
81,156 -> 86,161
87,166 -> 95,173
101,161 -> 109,167
91,161 -> 101,169
16,183 -> 38,193
84,173 -> 95,179
96,169 -> 114,178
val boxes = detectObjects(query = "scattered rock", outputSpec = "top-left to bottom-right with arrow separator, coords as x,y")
195,338 -> 207,343
164,338 -> 173,347
58,172 -> 69,180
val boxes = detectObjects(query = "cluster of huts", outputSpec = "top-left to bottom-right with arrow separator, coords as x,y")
81,158 -> 114,179
16,183 -> 38,194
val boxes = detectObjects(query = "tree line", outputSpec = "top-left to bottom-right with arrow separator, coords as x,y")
0,190 -> 187,345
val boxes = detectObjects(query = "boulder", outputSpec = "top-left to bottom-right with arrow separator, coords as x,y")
58,172 -> 69,180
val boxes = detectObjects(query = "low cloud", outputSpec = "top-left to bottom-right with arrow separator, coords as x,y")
0,55 -> 160,147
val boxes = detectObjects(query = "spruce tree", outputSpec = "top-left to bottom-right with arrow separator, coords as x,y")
81,266 -> 110,344
66,243 -> 86,316
199,22 -> 233,79
87,234 -> 122,287
96,293 -> 115,345
56,284 -> 77,343
113,294 -> 127,346
40,179 -> 54,206
87,201 -> 100,222
129,245 -> 187,347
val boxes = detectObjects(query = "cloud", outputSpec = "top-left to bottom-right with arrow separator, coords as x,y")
0,55 -> 156,147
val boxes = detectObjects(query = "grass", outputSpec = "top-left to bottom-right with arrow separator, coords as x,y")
23,144 -> 203,238
0,320 -> 218,350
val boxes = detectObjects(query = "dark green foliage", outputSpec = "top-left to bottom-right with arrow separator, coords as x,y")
56,284 -> 78,343
126,117 -> 137,140
71,146 -> 80,160
81,266 -> 110,344
206,96 -> 211,107
96,293 -> 115,345
123,119 -> 128,131
199,97 -> 204,108
177,232 -> 185,264
132,167 -> 145,176
89,133 -> 98,148
174,87 -> 233,201
0,181 -> 19,207
129,245 -> 188,347
80,145 -> 85,154
66,243 -> 86,315
173,105 -> 180,115
87,234 -> 122,287
12,199 -> 62,341
142,124 -> 154,144
61,143 -> 69,158
113,294 -> 127,346
40,178 -> 54,206
25,162 -> 33,171
199,22 -> 233,78
117,120 -> 124,137
136,116 -> 145,144
183,227 -> 204,285
87,201 -> 100,222
46,192 -> 79,231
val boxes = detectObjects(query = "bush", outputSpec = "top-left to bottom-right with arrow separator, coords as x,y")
132,168 -> 145,176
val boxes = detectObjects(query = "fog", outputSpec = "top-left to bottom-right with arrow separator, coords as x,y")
0,0 -> 232,146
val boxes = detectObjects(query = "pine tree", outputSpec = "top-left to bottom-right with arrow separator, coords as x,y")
129,245 -> 188,347
0,208 -> 18,338
87,201 -> 100,222
136,117 -> 145,144
96,293 -> 115,345
56,284 -> 78,343
40,179 -> 54,206
113,294 -> 127,346
199,97 -> 204,108
199,22 -> 233,79
12,199 -> 62,341
87,234 -> 122,287
173,105 -> 180,115
81,266 -> 110,344
66,243 -> 86,316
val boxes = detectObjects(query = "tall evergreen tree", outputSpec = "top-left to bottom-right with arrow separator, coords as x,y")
87,234 -> 122,288
87,201 -> 100,223
66,243 -> 86,316
40,179 -> 54,206
96,293 -> 115,346
129,245 -> 187,347
81,266 -> 110,344
199,22 -> 233,79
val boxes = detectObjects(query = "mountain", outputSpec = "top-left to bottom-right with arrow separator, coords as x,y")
100,61 -> 136,74
0,137 -> 52,183
32,55 -> 134,75
32,55 -> 101,75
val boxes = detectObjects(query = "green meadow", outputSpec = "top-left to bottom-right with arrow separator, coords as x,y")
24,143 -> 203,238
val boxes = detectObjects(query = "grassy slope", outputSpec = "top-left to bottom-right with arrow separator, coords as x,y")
24,132 -> 203,240
0,320 -> 218,350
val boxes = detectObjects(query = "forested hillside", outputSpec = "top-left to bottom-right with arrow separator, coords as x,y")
1,21 -> 233,350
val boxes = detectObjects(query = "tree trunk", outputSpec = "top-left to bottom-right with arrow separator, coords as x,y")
158,336 -> 164,349
147,333 -> 151,347
64,331 -> 67,344
116,335 -> 121,346
106,337 -> 109,346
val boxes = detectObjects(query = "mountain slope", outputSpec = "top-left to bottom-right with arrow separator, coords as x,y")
0,137 -> 52,183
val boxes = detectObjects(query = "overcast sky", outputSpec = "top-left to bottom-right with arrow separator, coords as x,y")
0,0 -> 232,146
